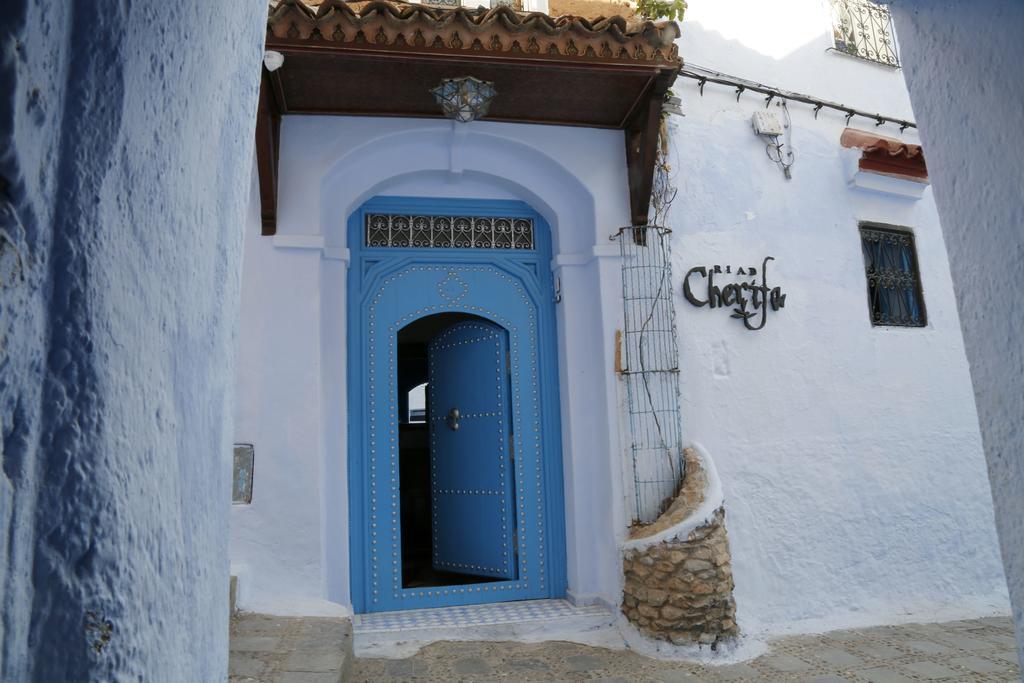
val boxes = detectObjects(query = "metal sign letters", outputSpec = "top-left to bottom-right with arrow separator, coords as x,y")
683,256 -> 786,331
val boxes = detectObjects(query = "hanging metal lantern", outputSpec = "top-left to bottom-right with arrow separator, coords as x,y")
430,76 -> 497,123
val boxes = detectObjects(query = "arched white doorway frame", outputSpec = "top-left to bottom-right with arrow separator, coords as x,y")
302,120 -> 629,610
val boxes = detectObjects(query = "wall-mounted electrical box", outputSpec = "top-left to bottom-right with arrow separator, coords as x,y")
752,111 -> 784,137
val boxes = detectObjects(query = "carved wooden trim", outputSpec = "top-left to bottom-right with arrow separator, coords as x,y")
624,69 -> 674,225
255,71 -> 282,235
256,0 -> 682,234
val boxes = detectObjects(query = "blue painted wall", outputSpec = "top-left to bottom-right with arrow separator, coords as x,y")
0,1 -> 265,678
885,0 -> 1024,665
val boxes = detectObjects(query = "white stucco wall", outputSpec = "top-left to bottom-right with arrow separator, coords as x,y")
230,0 -> 1008,640
882,0 -> 1024,663
1,1 -> 264,679
230,118 -> 632,614
668,0 -> 1008,635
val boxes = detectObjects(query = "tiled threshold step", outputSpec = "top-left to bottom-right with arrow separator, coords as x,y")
353,599 -> 621,658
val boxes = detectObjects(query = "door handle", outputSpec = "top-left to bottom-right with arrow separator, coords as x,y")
446,407 -> 460,431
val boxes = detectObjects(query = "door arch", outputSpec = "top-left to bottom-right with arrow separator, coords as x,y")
346,196 -> 567,613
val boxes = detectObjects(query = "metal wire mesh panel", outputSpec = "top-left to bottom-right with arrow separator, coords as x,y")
613,226 -> 685,524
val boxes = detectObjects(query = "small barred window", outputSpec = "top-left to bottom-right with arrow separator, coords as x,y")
829,0 -> 900,68
860,224 -> 926,327
365,213 -> 534,250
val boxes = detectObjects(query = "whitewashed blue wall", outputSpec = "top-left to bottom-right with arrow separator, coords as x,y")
883,0 -> 1024,664
0,2 -> 264,679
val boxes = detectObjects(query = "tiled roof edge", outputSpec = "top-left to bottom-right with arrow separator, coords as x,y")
268,0 -> 681,63
840,127 -> 923,160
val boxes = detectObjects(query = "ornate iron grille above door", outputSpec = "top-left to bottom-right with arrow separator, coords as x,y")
366,213 -> 534,250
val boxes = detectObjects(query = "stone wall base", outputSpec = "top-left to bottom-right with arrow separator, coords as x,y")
622,449 -> 738,647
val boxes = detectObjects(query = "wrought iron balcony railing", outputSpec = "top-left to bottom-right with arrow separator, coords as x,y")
830,0 -> 900,68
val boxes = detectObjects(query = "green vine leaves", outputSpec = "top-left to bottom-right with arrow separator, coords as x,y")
636,0 -> 686,22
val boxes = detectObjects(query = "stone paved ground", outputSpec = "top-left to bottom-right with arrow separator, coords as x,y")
349,617 -> 1020,683
230,614 -> 352,683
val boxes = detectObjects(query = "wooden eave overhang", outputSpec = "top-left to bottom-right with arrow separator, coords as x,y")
257,0 -> 682,233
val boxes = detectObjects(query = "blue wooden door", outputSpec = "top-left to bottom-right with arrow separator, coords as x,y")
347,196 -> 567,613
428,320 -> 517,580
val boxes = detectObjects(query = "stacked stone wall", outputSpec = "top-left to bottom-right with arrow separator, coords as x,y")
621,449 -> 737,647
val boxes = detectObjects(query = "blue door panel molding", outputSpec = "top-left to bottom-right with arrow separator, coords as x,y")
347,196 -> 567,613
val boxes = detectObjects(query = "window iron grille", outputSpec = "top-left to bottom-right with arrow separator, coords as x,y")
860,224 -> 926,327
829,0 -> 900,68
365,213 -> 534,250
613,226 -> 685,525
